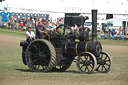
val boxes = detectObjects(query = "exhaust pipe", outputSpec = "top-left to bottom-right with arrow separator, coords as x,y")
92,9 -> 98,41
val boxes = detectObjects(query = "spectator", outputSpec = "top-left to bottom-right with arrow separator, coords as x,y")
11,20 -> 15,29
51,23 -> 57,31
124,33 -> 128,40
119,26 -> 121,34
104,32 -> 109,39
122,26 -> 125,35
100,31 -> 105,39
111,28 -> 115,36
120,32 -> 124,40
26,27 -> 35,42
26,18 -> 31,27
111,32 -> 118,39
19,20 -> 24,30
7,20 -> 11,29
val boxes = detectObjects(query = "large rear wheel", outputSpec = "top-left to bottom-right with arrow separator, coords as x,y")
25,39 -> 56,72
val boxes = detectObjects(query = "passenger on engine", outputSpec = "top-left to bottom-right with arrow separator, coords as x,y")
26,27 -> 35,42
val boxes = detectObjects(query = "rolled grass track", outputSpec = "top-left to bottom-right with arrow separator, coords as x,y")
0,31 -> 128,85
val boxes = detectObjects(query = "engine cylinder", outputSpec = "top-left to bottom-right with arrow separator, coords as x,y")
78,31 -> 89,41
63,41 -> 102,57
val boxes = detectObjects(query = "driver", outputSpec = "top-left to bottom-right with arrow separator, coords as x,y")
35,21 -> 50,39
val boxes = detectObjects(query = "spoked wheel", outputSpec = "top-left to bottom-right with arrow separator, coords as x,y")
51,61 -> 72,72
56,24 -> 71,36
25,39 -> 56,72
96,51 -> 112,73
76,52 -> 97,74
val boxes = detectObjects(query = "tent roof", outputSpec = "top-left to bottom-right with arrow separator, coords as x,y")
1,0 -> 128,14
0,5 -> 4,11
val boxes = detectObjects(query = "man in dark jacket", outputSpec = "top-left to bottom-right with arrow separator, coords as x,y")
35,21 -> 50,39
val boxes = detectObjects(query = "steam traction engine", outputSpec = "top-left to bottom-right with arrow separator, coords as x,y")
20,10 -> 112,74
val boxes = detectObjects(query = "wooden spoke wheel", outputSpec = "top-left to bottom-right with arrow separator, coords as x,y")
76,52 -> 97,74
96,51 -> 112,73
25,39 -> 56,72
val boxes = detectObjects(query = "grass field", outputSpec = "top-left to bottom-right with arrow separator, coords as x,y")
0,28 -> 128,85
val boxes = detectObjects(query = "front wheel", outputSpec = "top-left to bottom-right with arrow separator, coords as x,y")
96,51 -> 112,73
76,52 -> 97,74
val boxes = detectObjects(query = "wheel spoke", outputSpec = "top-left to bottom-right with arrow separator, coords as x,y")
39,60 -> 43,65
103,65 -> 107,71
42,66 -> 46,70
33,45 -> 39,52
29,52 -> 36,56
31,59 -> 38,65
80,58 -> 84,62
38,46 -> 41,52
89,64 -> 93,68
42,46 -> 47,53
105,60 -> 110,62
80,64 -> 84,69
37,65 -> 40,70
104,55 -> 108,60
97,64 -> 101,69
102,65 -> 104,71
84,56 -> 88,60
105,63 -> 110,66
33,65 -> 37,69
43,54 -> 50,57
84,66 -> 87,72
101,54 -> 103,59
86,66 -> 90,72
90,61 -> 93,64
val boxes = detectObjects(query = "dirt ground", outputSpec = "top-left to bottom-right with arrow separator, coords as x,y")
0,33 -> 128,85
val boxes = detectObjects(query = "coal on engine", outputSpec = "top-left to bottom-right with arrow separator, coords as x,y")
20,10 -> 112,74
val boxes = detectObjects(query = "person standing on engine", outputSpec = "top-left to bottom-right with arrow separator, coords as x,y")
35,21 -> 50,39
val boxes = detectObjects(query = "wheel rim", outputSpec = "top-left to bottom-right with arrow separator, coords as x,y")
96,51 -> 112,73
76,52 -> 97,74
25,39 -> 56,72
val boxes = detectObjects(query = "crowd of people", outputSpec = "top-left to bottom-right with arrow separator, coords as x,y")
1,14 -> 128,41
7,15 -> 64,31
99,26 -> 128,40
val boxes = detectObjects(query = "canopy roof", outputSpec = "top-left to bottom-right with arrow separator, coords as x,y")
1,0 -> 128,14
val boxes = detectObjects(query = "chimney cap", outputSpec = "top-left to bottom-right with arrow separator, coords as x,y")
91,9 -> 98,12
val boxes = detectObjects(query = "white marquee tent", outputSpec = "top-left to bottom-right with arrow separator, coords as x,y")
0,0 -> 128,13
0,0 -> 128,19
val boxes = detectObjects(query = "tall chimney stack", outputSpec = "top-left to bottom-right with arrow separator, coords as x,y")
92,9 -> 98,41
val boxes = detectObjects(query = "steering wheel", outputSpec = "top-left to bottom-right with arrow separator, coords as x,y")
56,24 -> 71,36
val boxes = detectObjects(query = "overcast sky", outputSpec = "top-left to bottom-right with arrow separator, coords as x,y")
1,0 -> 128,14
